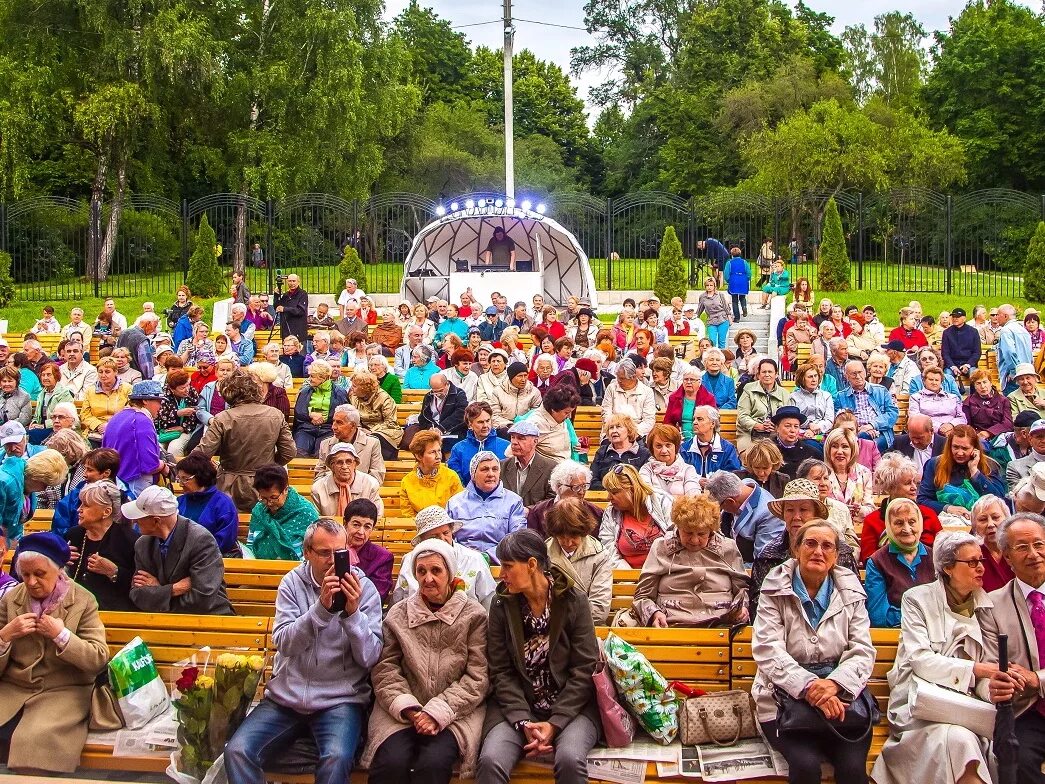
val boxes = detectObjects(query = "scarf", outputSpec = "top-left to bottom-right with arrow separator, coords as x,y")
944,579 -> 976,618
648,457 -> 686,481
309,380 -> 332,413
29,572 -> 72,617
337,479 -> 352,518
884,498 -> 922,554
249,488 -> 318,560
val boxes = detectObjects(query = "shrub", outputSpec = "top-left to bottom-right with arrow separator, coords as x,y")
185,214 -> 225,298
653,225 -> 686,302
338,242 -> 367,293
817,196 -> 850,291
1025,221 -> 1045,304
0,251 -> 15,308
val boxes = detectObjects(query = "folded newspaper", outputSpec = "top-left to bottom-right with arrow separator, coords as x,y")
679,737 -> 788,781
87,706 -> 179,758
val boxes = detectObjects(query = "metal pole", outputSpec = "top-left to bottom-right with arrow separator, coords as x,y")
503,0 -> 515,199
266,199 -> 275,293
945,194 -> 953,295
90,198 -> 101,298
181,200 -> 189,282
857,192 -> 864,290
605,199 -> 613,291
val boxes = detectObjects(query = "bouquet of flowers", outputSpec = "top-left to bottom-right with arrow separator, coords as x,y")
169,653 -> 265,784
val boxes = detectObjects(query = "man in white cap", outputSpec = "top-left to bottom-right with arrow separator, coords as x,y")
1007,419 -> 1045,490
1008,362 -> 1045,418
0,421 -> 45,463
1011,470 -> 1045,514
124,485 -> 233,615
499,420 -> 557,509
309,442 -> 383,518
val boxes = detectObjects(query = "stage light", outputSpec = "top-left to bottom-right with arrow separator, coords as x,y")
507,198 -> 516,208
435,205 -> 446,216
521,199 -> 532,211
536,203 -> 547,215
494,198 -> 504,208
450,202 -> 459,211
465,199 -> 475,209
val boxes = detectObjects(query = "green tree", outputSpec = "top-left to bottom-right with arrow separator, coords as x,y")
654,225 -> 687,302
818,197 -> 850,291
338,244 -> 367,294
0,250 -> 15,308
186,215 -> 224,297
842,12 -> 927,108
1025,222 -> 1045,304
393,1 -> 474,107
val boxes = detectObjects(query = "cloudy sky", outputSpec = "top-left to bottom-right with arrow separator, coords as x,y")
384,0 -> 1033,117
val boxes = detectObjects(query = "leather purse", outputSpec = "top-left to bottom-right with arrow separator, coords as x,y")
679,690 -> 758,747
774,686 -> 879,741
89,681 -> 126,732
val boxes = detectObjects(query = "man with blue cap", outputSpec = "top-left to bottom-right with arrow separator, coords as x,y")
478,306 -> 507,343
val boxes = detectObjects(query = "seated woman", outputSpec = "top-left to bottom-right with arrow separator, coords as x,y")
393,506 -> 496,609
350,370 -> 403,461
404,344 -> 439,390
795,459 -> 857,548
362,537 -> 489,784
477,529 -> 600,784
734,438 -> 788,500
369,354 -> 403,404
865,498 -> 935,627
862,452 -> 943,563
639,423 -> 700,499
917,424 -> 1006,523
736,357 -> 790,454
156,368 -> 200,460
174,452 -> 240,557
0,366 -> 31,428
590,414 -> 651,490
760,258 -> 791,307
908,347 -> 962,396
908,367 -> 966,436
789,362 -> 835,437
527,384 -> 581,462
970,494 -> 1014,592
67,480 -> 139,611
962,368 -> 1012,444
753,520 -> 875,784
27,362 -> 73,444
447,451 -> 526,563
823,427 -> 875,522
279,335 -> 306,378
398,429 -> 464,515
598,463 -> 672,569
527,460 -> 602,537
293,359 -> 349,457
259,342 -> 294,391
0,532 -> 108,774
870,532 -> 997,784
698,347 -> 737,409
36,427 -> 89,510
544,496 -> 612,624
247,464 -> 320,560
663,365 -> 716,439
630,494 -> 748,627
343,499 -> 393,602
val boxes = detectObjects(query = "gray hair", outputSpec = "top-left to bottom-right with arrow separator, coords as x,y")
705,470 -> 743,501
230,303 -> 247,315
412,345 -> 433,363
933,531 -> 980,579
139,312 -> 160,325
44,428 -> 89,464
549,460 -> 592,494
78,480 -> 124,522
843,359 -> 865,374
682,365 -> 702,380
996,512 -> 1045,553
333,404 -> 361,426
53,401 -> 80,427
703,347 -> 725,363
23,339 -> 41,352
535,353 -> 556,370
583,349 -> 607,364
999,304 -> 1017,319
970,494 -> 1008,524
828,337 -> 847,350
302,518 -> 348,553
14,551 -> 62,578
694,404 -> 719,427
495,529 -> 551,569
616,358 -> 638,379
873,452 -> 919,496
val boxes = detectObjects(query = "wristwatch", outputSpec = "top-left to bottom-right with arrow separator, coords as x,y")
109,565 -> 118,584
514,720 -> 531,732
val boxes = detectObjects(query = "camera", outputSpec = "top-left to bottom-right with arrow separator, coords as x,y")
274,268 -> 289,284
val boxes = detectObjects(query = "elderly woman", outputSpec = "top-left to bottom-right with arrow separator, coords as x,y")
543,496 -> 612,625
293,359 -> 349,457
525,460 -> 600,538
697,347 -> 737,409
969,494 -> 1014,592
310,442 -> 383,518
362,537 -> 489,784
177,320 -> 215,366
193,370 -> 297,511
279,335 -> 305,377
371,308 -> 403,352
350,369 -> 403,461
490,361 -> 542,432
917,424 -> 1006,521
601,358 -> 656,438
590,413 -> 651,489
865,351 -> 893,392
909,348 -> 961,396
862,453 -> 943,562
246,361 -> 290,419
846,313 -> 878,361
871,532 -> 997,784
0,367 -> 31,428
197,357 -> 236,429
36,428 -> 89,510
789,362 -> 835,436
79,357 -> 129,440
866,498 -> 935,627
731,329 -> 759,376
737,357 -> 790,454
823,427 -> 875,521
393,506 -> 496,609
101,381 -> 168,496
28,363 -> 73,442
246,464 -> 319,560
735,438 -> 789,500
405,344 -> 439,390
640,423 -> 700,499
447,451 -> 526,563
599,463 -> 672,569
477,529 -> 600,784
795,459 -> 857,548
809,320 -> 836,361
784,308 -> 816,370
399,429 -> 464,515
475,347 -> 508,404
527,384 -> 579,462
908,367 -> 966,436
155,368 -> 200,460
663,366 -> 716,439
369,354 -> 402,404
629,494 -> 748,628
258,342 -> 294,390
0,532 -> 108,773
174,452 -> 240,557
753,520 -> 875,784
962,368 -> 1011,444
66,480 -> 139,610
109,347 -> 142,386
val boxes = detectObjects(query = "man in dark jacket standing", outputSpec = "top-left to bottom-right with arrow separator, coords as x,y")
941,307 -> 982,382
275,273 -> 309,344
115,312 -> 159,379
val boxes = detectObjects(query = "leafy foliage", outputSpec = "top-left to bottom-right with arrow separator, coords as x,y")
338,243 -> 367,293
653,225 -> 686,302
0,250 -> 15,307
186,215 -> 224,297
842,13 -> 927,108
818,197 -> 850,291
1024,222 -> 1045,304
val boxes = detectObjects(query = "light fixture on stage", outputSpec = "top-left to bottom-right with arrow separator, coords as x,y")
494,198 -> 504,208
450,201 -> 460,212
435,205 -> 446,216
465,199 -> 475,209
536,203 -> 546,215
507,198 -> 516,208
521,199 -> 532,211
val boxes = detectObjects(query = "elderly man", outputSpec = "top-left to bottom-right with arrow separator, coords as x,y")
994,410 -> 1042,470
834,359 -> 898,452
58,341 -> 98,401
102,297 -> 128,331
21,339 -> 49,377
499,420 -> 557,508
335,300 -> 367,338
115,311 -> 158,379
245,295 -> 274,332
531,353 -> 557,397
224,518 -> 382,784
123,485 -> 233,614
315,404 -> 385,484
824,337 -> 850,392
996,303 -> 1033,394
705,470 -> 783,563
881,339 -> 919,395
0,421 -> 45,464
1007,419 -> 1045,490
275,273 -> 309,344
415,372 -> 468,450
394,327 -> 424,381
338,277 -> 366,315
310,443 -> 383,518
983,512 -> 1045,782
681,405 -> 742,479
769,406 -> 823,479
61,307 -> 93,346
228,302 -> 253,342
887,413 -> 946,477
601,358 -> 656,440
478,306 -> 507,343
448,451 -> 526,562
1008,363 -> 1045,419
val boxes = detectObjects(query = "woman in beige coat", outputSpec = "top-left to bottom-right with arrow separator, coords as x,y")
350,371 -> 403,461
362,538 -> 489,784
630,494 -> 749,627
0,532 -> 108,773
545,496 -> 612,624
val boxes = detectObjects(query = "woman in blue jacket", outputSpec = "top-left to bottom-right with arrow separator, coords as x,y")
175,451 -> 241,556
724,247 -> 751,321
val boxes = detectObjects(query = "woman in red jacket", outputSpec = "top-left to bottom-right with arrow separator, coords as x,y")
887,307 -> 928,351
859,451 -> 942,562
663,366 -> 717,440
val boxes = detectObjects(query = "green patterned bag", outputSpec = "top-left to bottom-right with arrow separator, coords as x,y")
108,636 -> 170,729
603,632 -> 678,743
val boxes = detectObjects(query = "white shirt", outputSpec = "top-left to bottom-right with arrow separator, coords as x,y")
110,310 -> 128,331
337,288 -> 365,306
911,442 -> 933,476
59,361 -> 98,400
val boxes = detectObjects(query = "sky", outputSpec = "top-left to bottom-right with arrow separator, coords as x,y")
383,0 -> 1036,119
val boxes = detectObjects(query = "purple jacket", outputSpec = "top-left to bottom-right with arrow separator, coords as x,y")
963,390 -> 1013,437
101,407 -> 162,483
356,540 -> 393,601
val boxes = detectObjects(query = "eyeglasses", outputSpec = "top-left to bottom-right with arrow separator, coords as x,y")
954,558 -> 986,568
308,548 -> 337,559
568,483 -> 591,493
800,539 -> 837,552
1012,541 -> 1045,555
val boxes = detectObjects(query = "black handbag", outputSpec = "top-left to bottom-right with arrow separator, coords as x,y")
773,662 -> 879,742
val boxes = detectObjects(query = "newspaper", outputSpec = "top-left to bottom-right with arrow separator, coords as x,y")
587,757 -> 647,784
588,738 -> 680,762
88,707 -> 179,758
679,738 -> 788,781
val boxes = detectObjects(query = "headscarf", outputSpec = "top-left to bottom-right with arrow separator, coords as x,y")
884,497 -> 922,555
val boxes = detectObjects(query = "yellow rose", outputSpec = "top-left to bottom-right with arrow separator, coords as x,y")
216,653 -> 239,668
195,675 -> 215,690
247,655 -> 266,671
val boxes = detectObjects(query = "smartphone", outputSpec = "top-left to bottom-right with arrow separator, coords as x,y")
330,549 -> 351,613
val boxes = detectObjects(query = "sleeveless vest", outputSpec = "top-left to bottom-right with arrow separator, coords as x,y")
116,327 -> 151,373
869,546 -> 935,608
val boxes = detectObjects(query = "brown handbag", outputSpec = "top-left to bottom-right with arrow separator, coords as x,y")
679,690 -> 758,747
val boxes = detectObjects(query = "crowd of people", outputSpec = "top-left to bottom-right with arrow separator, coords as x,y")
0,269 -> 1044,784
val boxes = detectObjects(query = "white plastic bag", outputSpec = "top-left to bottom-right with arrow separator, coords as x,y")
108,636 -> 170,729
166,751 -> 228,784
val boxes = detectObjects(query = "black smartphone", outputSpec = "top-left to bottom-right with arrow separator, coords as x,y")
329,549 -> 351,613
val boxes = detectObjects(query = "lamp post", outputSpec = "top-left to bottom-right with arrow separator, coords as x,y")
503,0 -> 515,200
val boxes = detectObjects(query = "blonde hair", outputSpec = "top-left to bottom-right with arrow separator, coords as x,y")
823,427 -> 858,472
605,413 -> 639,442
671,495 -> 720,535
25,449 -> 70,486
601,463 -> 653,519
247,361 -> 278,384
742,439 -> 784,473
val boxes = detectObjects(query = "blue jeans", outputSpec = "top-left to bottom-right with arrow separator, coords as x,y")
731,294 -> 748,321
707,321 -> 730,349
224,698 -> 364,784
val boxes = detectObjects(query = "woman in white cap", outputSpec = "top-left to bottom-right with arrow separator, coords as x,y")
447,451 -> 526,563
1007,362 -> 1045,417
392,506 -> 496,609
476,347 -> 510,404
362,537 -> 489,784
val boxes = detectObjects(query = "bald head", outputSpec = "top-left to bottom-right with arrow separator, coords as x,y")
430,374 -> 448,395
907,414 -> 934,449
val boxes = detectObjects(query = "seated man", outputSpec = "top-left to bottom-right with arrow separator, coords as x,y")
224,518 -> 383,784
314,404 -> 386,484
123,485 -> 233,614
834,359 -> 898,452
704,469 -> 783,563
1006,418 -> 1045,490
886,413 -> 946,478
413,373 -> 468,452
769,406 -> 823,479
499,420 -> 557,508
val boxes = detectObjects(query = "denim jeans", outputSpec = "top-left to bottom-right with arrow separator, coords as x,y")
224,698 -> 364,784
707,321 -> 730,349
731,294 -> 748,321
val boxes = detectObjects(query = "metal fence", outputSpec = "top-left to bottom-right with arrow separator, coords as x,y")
2,189 -> 1043,301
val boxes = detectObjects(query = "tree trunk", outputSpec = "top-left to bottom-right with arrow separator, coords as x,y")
86,151 -> 110,281
233,188 -> 248,275
97,162 -> 127,282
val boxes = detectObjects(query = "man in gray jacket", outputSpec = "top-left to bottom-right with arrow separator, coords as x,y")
124,485 -> 233,615
224,518 -> 383,784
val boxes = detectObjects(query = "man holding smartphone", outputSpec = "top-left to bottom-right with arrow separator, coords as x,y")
225,518 -> 383,784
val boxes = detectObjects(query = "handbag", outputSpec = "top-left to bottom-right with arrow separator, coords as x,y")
774,662 -> 879,742
910,675 -> 995,737
89,680 -> 126,732
592,639 -> 636,747
680,690 -> 758,747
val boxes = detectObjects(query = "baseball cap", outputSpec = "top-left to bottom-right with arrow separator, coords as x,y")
485,306 -> 499,316
121,485 -> 179,520
881,339 -> 907,352
508,420 -> 540,437
1030,420 -> 1045,436
0,421 -> 26,445
1014,410 -> 1042,429
328,442 -> 359,460
950,307 -> 966,318
0,338 -> 9,348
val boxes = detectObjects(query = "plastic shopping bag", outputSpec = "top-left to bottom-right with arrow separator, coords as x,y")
108,635 -> 170,729
602,631 -> 678,743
